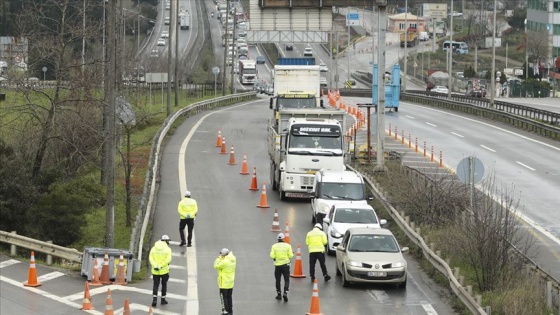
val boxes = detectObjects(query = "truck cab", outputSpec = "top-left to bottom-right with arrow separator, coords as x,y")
310,170 -> 371,224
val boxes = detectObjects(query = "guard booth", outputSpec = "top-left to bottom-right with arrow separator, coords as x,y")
81,247 -> 136,282
372,64 -> 401,112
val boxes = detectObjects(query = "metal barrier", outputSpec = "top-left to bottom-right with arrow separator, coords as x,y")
0,230 -> 83,263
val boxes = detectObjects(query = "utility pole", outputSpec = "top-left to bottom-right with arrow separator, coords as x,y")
448,0 -> 454,99
230,7 -> 237,94
490,0 -> 497,106
222,0 -> 231,96
175,0 -> 179,107
403,0 -> 408,91
166,0 -> 174,116
374,0 -> 388,173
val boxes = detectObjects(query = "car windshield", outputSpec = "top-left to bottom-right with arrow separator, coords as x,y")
319,183 -> 364,200
334,208 -> 376,224
349,235 -> 398,252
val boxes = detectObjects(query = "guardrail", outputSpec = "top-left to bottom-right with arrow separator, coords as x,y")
0,231 -> 83,263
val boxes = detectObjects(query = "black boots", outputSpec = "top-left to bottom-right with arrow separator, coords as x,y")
275,292 -> 282,300
161,298 -> 168,305
152,297 -> 157,307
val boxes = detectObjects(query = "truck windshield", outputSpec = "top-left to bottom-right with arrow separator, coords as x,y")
289,135 -> 341,150
319,183 -> 365,200
277,97 -> 315,109
242,68 -> 257,74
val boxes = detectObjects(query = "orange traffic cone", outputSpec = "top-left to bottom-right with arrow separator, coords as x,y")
270,209 -> 281,232
256,182 -> 270,208
80,282 -> 94,310
123,299 -> 131,315
239,153 -> 249,175
23,251 -> 41,287
290,244 -> 306,278
104,288 -> 114,315
220,137 -> 227,154
249,167 -> 259,191
215,129 -> 222,147
227,146 -> 237,165
114,252 -> 127,285
89,258 -> 102,286
284,222 -> 291,244
148,306 -> 154,314
306,279 -> 324,315
99,251 -> 112,285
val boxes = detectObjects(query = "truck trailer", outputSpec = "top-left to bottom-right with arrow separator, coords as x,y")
239,60 -> 257,85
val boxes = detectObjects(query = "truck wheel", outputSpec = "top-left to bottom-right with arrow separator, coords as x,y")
395,107 -> 399,112
279,190 -> 286,201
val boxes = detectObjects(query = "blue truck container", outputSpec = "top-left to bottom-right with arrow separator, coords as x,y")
372,64 -> 400,112
276,57 -> 316,65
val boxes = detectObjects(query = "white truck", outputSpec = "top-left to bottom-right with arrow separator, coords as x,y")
239,60 -> 257,85
310,169 -> 371,224
180,14 -> 190,30
270,65 -> 322,110
268,108 -> 347,200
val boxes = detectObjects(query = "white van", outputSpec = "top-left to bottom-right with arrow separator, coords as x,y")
419,31 -> 429,41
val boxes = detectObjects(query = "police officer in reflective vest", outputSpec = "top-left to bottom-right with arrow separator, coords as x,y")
149,235 -> 172,307
270,233 -> 293,302
178,190 -> 198,247
214,248 -> 237,315
306,223 -> 331,282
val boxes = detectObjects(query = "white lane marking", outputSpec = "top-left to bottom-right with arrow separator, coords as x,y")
0,259 -> 20,268
150,275 -> 187,284
37,271 -> 65,282
421,302 -> 439,315
368,289 -> 392,303
170,264 -> 187,270
178,100 -> 261,315
426,122 -> 437,127
480,144 -> 496,152
405,115 -> 415,119
516,161 -> 536,171
63,284 -> 189,301
451,132 -> 464,138
119,303 -> 179,314
0,275 -> 103,314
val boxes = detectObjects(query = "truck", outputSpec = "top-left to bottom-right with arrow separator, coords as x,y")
425,69 -> 449,91
276,57 -> 316,66
180,14 -> 190,30
400,28 -> 418,47
268,108 -> 347,200
310,169 -> 371,224
239,60 -> 257,85
427,21 -> 446,38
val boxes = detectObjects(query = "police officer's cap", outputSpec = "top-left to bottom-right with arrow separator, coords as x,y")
161,234 -> 170,241
314,223 -> 323,230
184,191 -> 191,197
277,233 -> 285,240
220,248 -> 230,256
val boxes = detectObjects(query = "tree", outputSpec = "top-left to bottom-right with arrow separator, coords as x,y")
464,65 -> 476,78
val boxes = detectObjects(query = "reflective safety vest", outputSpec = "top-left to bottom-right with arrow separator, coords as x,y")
214,252 -> 236,289
306,228 -> 327,253
149,240 -> 172,275
178,197 -> 198,219
270,242 -> 294,266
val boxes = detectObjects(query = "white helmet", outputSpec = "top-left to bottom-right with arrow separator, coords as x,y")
314,223 -> 323,230
277,233 -> 285,240
184,191 -> 191,197
220,248 -> 230,256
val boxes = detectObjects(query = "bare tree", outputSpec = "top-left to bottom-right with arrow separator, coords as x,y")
526,30 -> 549,66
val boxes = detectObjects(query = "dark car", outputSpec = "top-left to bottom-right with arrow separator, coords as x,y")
285,44 -> 293,51
256,55 -> 266,64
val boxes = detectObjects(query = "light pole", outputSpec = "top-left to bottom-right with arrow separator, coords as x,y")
447,0 -> 454,99
490,0 -> 497,106
403,0 -> 407,91
525,19 -> 528,80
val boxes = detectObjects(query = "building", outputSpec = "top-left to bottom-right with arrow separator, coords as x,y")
0,37 -> 29,71
387,13 -> 427,32
526,0 -> 560,72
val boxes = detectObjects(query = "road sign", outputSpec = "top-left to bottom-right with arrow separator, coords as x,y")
212,66 -> 220,75
346,13 -> 359,26
346,80 -> 352,88
457,157 -> 485,185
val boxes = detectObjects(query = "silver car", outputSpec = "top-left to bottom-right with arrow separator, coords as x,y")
336,227 -> 408,288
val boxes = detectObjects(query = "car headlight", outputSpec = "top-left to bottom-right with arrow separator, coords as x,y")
392,261 -> 406,268
347,260 -> 362,267
330,227 -> 342,238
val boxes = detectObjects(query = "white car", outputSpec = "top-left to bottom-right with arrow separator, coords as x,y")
304,47 -> 313,57
320,77 -> 328,89
432,86 -> 449,94
150,49 -> 159,58
323,203 -> 386,255
319,63 -> 328,72
161,31 -> 169,38
449,11 -> 462,17
336,227 -> 409,288
157,38 -> 166,46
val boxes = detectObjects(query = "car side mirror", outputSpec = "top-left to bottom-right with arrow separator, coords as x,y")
401,247 -> 409,253
322,217 -> 330,225
336,245 -> 345,251
379,219 -> 387,226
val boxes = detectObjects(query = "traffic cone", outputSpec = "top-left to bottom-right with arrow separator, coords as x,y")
306,279 -> 324,315
148,306 -> 154,314
114,252 -> 127,285
123,299 -> 131,315
249,167 -> 259,191
239,153 -> 249,174
290,244 -> 306,278
284,222 -> 291,244
256,182 -> 270,208
89,258 -> 102,286
23,251 -> 41,287
80,282 -> 94,310
270,209 -> 281,232
104,288 -> 114,315
227,146 -> 237,165
220,137 -> 227,154
99,251 -> 112,285
215,129 -> 222,147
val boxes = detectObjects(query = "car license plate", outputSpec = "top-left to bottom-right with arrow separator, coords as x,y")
368,271 -> 386,277
285,192 -> 309,198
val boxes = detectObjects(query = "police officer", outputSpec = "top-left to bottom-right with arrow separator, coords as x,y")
214,248 -> 237,315
149,235 -> 172,307
178,191 -> 198,247
306,223 -> 331,282
270,233 -> 293,302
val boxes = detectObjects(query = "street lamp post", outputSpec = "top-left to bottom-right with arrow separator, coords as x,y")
403,0 -> 408,91
447,0 -> 454,99
490,0 -> 497,106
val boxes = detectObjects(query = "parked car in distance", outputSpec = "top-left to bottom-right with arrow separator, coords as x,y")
265,84 -> 274,95
150,49 -> 159,58
319,62 -> 328,72
320,77 -> 328,89
449,11 -> 462,17
431,85 -> 448,94
256,55 -> 266,64
304,47 -> 313,56
161,30 -> 169,38
336,227 -> 409,288
164,16 -> 170,25
285,44 -> 293,51
322,203 -> 387,255
157,38 -> 166,46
